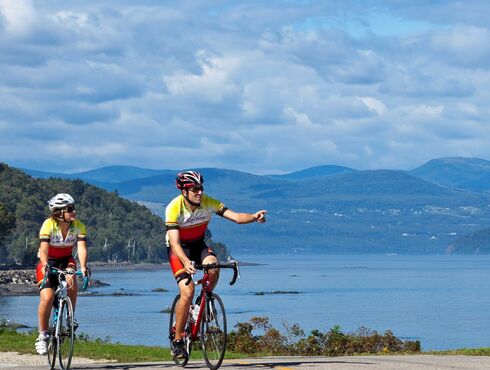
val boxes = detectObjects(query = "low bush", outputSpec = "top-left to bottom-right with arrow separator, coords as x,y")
227,317 -> 421,356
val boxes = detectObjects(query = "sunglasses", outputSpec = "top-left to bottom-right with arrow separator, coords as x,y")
64,206 -> 76,213
188,186 -> 203,193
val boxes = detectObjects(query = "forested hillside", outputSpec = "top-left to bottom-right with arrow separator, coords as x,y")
0,163 -> 228,265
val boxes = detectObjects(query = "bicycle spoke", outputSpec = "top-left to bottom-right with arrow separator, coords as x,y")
57,299 -> 74,370
201,293 -> 227,370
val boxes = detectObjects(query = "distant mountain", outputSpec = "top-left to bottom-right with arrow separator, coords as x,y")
20,161 -> 490,255
21,168 -> 74,180
23,166 -> 174,183
410,157 -> 490,192
268,165 -> 356,180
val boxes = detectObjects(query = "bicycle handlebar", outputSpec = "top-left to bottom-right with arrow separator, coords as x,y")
185,261 -> 240,287
40,267 -> 90,290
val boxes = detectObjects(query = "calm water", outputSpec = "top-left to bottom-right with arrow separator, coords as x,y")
1,254 -> 489,351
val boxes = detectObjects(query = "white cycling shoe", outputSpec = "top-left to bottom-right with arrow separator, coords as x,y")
35,333 -> 49,355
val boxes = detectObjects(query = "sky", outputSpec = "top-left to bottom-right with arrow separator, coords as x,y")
1,0 -> 490,174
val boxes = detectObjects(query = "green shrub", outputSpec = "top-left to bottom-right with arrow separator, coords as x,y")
227,317 -> 421,356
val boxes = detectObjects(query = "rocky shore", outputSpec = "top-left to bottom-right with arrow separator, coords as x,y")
0,269 -> 37,296
0,262 -> 168,296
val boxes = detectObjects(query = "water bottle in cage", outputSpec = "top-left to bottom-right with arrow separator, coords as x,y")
191,304 -> 200,322
188,305 -> 195,323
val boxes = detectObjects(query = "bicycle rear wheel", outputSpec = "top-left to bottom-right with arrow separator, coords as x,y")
57,298 -> 74,370
46,307 -> 58,370
168,294 -> 191,367
200,293 -> 227,370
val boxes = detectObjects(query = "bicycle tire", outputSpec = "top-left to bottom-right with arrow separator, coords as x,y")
46,305 -> 58,370
200,293 -> 227,370
57,298 -> 74,370
169,294 -> 191,367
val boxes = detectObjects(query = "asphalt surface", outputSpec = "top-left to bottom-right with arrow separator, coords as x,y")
3,355 -> 490,370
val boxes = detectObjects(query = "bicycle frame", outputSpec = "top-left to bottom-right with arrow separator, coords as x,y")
187,270 -> 213,340
48,268 -> 87,331
169,260 -> 239,369
185,261 -> 239,340
40,267 -> 89,370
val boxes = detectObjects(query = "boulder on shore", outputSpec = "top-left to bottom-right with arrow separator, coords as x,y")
0,269 -> 36,285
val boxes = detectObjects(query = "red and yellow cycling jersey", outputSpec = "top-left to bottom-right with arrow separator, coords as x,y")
165,194 -> 226,246
39,218 -> 87,259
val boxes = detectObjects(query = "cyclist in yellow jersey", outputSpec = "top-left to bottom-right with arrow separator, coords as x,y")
166,170 -> 266,359
34,193 -> 89,355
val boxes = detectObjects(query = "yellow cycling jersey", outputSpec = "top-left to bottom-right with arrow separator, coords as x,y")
165,194 -> 226,246
39,218 -> 87,259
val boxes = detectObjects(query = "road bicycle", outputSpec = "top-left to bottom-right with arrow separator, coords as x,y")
168,261 -> 239,370
40,267 -> 89,370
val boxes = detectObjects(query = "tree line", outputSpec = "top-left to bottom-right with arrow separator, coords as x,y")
0,163 -> 228,266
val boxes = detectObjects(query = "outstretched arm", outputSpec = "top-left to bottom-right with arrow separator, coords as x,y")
222,209 -> 267,224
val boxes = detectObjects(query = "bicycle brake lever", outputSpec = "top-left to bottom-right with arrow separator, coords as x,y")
82,276 -> 90,290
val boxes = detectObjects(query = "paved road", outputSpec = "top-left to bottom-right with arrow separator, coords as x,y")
3,355 -> 490,370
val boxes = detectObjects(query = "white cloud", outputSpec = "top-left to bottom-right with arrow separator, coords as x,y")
164,52 -> 240,104
2,1 -> 490,173
359,97 -> 387,116
0,0 -> 37,37
430,25 -> 490,67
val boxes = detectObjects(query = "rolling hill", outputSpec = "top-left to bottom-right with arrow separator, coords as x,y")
21,159 -> 490,255
23,166 -> 174,184
267,165 -> 356,180
410,157 -> 490,193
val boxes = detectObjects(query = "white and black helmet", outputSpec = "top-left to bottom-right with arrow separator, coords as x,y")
176,171 -> 204,190
47,193 -> 75,212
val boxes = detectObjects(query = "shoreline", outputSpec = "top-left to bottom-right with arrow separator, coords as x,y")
0,259 -> 261,296
0,262 -> 170,296
91,261 -> 170,271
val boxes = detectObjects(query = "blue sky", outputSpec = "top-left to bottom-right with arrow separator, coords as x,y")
1,0 -> 490,174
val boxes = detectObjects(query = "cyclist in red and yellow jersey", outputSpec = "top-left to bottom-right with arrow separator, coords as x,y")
166,170 -> 266,359
34,193 -> 89,355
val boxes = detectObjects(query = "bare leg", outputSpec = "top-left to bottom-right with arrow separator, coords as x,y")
67,275 -> 78,313
38,288 -> 54,332
174,278 -> 194,341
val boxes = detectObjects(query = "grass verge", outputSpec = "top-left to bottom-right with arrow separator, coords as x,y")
0,329 -> 245,362
2,321 -> 489,362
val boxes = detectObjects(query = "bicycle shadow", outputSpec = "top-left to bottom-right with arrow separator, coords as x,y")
221,358 -> 376,368
75,363 -> 177,369
75,362 -> 213,369
74,357 -> 376,369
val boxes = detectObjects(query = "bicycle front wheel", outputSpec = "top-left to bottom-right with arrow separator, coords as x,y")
200,293 -> 227,370
57,298 -> 74,370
